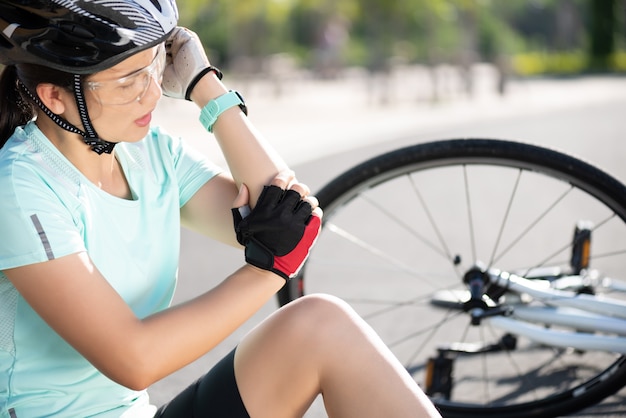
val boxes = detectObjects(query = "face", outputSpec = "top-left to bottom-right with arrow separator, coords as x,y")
81,45 -> 165,143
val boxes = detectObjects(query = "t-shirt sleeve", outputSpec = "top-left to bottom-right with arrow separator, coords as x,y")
0,166 -> 85,270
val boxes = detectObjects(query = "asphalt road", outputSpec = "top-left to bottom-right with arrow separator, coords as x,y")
149,72 -> 626,416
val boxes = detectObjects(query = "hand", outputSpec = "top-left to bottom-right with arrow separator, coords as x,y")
232,175 -> 323,281
162,26 -> 213,100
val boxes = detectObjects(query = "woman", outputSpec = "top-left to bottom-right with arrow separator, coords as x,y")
0,1 -> 441,417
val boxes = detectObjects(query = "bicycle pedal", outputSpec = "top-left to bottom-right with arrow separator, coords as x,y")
571,220 -> 593,273
425,353 -> 454,399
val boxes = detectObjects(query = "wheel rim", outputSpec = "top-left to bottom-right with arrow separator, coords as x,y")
299,140 -> 626,415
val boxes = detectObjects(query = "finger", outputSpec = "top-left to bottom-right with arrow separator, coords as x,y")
288,181 -> 310,198
166,27 -> 184,55
302,206 -> 323,225
312,206 -> 324,220
270,170 -> 296,190
292,200 -> 312,223
302,195 -> 319,210
281,189 -> 302,209
292,195 -> 319,221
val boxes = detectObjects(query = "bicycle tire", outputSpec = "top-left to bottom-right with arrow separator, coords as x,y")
279,138 -> 626,417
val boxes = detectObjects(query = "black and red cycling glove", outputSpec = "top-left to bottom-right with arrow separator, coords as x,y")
232,185 -> 322,281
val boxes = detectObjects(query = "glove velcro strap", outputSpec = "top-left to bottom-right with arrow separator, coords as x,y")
244,238 -> 290,281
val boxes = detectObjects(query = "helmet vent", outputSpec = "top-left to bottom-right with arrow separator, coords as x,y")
149,0 -> 162,12
0,0 -> 178,72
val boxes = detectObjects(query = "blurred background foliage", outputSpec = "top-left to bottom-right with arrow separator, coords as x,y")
177,0 -> 625,78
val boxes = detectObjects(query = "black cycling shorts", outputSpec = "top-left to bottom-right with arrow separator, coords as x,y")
154,348 -> 250,418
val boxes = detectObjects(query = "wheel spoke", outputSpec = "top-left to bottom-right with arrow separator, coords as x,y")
294,139 -> 626,415
492,186 -> 573,266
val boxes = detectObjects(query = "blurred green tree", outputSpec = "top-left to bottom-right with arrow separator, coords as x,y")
589,0 -> 616,71
174,0 -> 625,76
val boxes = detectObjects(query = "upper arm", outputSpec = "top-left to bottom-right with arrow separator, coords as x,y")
4,252 -> 145,387
180,172 -> 241,247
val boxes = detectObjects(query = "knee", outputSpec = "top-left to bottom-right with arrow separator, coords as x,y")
241,293 -> 365,355
238,293 -> 378,381
280,293 -> 361,337
287,293 -> 352,316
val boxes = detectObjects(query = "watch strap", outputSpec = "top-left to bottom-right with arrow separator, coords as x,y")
199,90 -> 246,133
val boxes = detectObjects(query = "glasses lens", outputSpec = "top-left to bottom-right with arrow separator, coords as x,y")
87,45 -> 164,105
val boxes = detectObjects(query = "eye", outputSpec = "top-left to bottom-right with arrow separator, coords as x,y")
116,80 -> 136,90
115,74 -> 142,91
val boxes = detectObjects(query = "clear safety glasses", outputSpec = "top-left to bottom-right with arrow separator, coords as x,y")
85,44 -> 166,106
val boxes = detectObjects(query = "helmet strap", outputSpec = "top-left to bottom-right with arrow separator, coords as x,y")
17,78 -> 117,155
72,75 -> 116,154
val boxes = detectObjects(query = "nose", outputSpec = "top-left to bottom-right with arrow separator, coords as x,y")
140,75 -> 162,103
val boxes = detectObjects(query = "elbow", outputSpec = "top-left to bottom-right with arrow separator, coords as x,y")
116,369 -> 154,392
95,343 -> 161,391
121,377 -> 153,392
107,360 -> 158,391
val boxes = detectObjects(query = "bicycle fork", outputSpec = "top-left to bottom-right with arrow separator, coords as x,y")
425,264 -> 516,399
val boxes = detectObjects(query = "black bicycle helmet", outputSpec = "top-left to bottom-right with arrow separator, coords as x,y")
0,0 -> 178,74
0,0 -> 178,154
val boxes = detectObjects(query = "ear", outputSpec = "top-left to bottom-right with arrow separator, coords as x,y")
35,83 -> 71,114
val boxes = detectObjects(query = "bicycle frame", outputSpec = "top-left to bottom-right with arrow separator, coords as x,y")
483,269 -> 626,354
287,138 -> 626,416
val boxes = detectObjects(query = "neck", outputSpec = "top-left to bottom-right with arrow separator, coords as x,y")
36,117 -> 132,199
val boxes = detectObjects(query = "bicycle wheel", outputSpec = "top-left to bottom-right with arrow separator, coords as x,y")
280,139 -> 626,417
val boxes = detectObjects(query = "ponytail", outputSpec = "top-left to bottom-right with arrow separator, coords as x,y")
0,65 -> 34,148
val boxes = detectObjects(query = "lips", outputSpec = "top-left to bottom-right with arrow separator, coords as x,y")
135,112 -> 152,127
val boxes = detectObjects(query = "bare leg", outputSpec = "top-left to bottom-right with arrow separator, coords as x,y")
235,294 -> 441,418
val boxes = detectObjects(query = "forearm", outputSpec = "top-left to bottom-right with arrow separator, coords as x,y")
6,254 -> 282,390
131,265 -> 284,388
190,73 -> 289,205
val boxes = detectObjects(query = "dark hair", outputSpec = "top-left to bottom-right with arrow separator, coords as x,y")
0,64 -> 74,148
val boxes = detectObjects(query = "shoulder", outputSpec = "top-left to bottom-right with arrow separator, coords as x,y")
0,122 -> 82,199
119,125 -> 221,176
117,125 -> 184,165
0,124 -> 51,194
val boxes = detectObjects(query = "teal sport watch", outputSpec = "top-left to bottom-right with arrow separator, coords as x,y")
199,90 -> 248,133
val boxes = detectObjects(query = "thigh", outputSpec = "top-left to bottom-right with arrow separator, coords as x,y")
155,348 -> 250,418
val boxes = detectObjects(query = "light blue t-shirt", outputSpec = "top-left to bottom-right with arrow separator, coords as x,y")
0,121 -> 221,417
